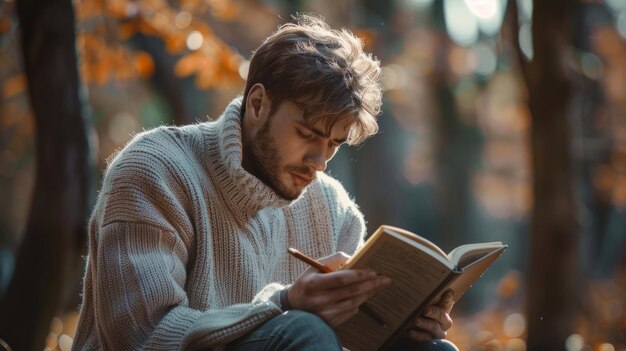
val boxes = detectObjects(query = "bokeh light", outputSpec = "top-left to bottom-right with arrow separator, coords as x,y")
186,31 -> 203,51
238,59 -> 249,80
607,0 -> 626,12
519,22 -> 533,60
472,42 -> 497,77
382,64 -> 409,91
518,0 -> 533,21
565,334 -> 584,351
476,0 -> 506,36
175,11 -> 192,29
617,11 -> 626,39
408,0 -> 434,8
444,0 -> 479,47
599,343 -> 615,351
108,111 -> 139,145
464,0 -> 497,19
58,335 -> 72,351
503,313 -> 526,338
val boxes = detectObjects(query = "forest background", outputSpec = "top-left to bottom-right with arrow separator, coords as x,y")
0,0 -> 625,350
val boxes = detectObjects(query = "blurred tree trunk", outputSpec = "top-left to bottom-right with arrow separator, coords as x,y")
431,0 -> 481,253
430,57 -> 477,253
0,0 -> 92,350
510,1 -> 580,350
131,33 -> 195,125
348,0 -> 401,230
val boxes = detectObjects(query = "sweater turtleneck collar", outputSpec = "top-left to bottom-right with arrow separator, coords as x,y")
203,97 -> 304,220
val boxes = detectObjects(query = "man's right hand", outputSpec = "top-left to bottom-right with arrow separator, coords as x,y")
286,251 -> 391,327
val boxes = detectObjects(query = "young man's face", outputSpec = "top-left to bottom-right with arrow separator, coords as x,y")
244,99 -> 352,200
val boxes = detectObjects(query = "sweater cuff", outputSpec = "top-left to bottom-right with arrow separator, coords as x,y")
279,288 -> 293,311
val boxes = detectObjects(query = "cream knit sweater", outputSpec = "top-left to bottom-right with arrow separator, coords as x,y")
72,98 -> 366,350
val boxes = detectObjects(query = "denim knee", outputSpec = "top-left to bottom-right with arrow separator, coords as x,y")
277,310 -> 341,348
390,337 -> 460,351
225,310 -> 341,351
414,339 -> 460,351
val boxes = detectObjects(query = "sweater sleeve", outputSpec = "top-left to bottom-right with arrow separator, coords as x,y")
83,131 -> 283,350
92,221 -> 281,350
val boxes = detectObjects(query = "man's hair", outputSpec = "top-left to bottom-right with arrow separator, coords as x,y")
242,14 -> 382,145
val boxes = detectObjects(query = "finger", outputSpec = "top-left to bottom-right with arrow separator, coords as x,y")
319,279 -> 394,325
308,277 -> 387,310
330,276 -> 391,301
304,269 -> 378,291
414,316 -> 447,339
319,305 -> 360,327
437,290 -> 455,313
422,306 -> 453,331
407,328 -> 435,343
329,291 -> 371,314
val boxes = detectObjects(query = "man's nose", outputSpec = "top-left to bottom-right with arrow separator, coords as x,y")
304,145 -> 328,172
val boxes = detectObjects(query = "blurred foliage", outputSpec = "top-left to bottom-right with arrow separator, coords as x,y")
1,0 -> 626,350
76,0 -> 242,87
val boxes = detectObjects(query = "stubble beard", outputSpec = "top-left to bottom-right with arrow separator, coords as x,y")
244,120 -> 303,201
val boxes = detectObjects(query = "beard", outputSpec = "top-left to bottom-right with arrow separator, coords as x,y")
243,118 -> 313,200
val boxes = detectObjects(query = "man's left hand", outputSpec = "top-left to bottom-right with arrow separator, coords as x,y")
407,290 -> 454,342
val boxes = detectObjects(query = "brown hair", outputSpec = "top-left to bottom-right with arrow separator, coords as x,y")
242,14 -> 382,145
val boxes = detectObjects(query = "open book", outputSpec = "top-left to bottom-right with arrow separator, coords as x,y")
336,225 -> 507,351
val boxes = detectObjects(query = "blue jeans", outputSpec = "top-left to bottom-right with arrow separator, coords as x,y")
225,310 -> 459,351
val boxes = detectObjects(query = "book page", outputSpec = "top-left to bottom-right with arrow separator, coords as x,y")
429,246 -> 507,307
447,242 -> 503,268
380,225 -> 448,259
449,247 -> 506,298
336,231 -> 452,351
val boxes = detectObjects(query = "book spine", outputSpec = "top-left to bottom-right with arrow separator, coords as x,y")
378,270 -> 461,350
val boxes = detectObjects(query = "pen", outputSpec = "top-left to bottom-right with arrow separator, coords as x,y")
288,247 -> 389,327
288,247 -> 333,273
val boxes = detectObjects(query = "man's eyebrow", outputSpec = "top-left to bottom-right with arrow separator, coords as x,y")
296,120 -> 347,144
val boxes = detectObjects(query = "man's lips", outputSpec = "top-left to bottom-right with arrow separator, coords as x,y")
290,172 -> 313,187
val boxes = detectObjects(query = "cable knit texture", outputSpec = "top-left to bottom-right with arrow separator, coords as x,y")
72,97 -> 366,350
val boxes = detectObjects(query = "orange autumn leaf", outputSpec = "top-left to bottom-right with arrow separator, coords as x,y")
76,0 -> 101,21
95,61 -> 110,85
165,34 -> 186,54
217,46 -> 241,72
136,18 -> 162,36
118,22 -> 138,40
208,0 -> 238,21
196,69 -> 217,89
0,16 -> 11,34
179,0 -> 202,7
134,51 -> 154,78
106,0 -> 135,18
174,52 -> 203,77
3,74 -> 27,98
353,29 -> 376,52
193,22 -> 214,38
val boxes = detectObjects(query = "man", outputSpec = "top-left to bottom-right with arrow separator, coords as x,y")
73,15 -> 458,351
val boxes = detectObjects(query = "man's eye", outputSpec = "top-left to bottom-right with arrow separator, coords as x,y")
297,129 -> 314,140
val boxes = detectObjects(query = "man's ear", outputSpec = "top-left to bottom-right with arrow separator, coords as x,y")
245,83 -> 270,126
242,83 -> 271,142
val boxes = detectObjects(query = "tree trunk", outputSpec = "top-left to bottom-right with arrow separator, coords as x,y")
523,1 -> 579,350
131,33 -> 195,126
0,0 -> 92,350
429,0 -> 481,261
